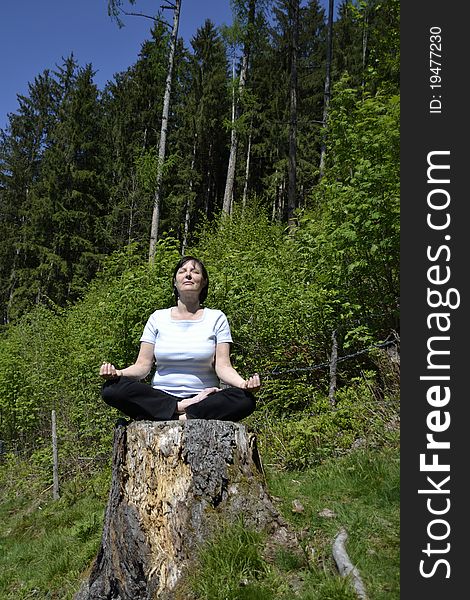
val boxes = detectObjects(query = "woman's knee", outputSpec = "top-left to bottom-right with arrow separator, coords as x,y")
228,388 -> 256,418
241,390 -> 256,416
101,378 -> 122,406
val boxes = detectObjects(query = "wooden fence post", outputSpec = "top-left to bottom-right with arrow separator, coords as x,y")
52,410 -> 60,500
329,329 -> 338,406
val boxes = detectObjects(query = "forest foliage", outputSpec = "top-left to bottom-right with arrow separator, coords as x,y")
0,0 -> 399,469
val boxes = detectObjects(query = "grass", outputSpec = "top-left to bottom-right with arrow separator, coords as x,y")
0,444 -> 399,599
0,466 -> 109,599
177,445 -> 400,600
266,446 -> 400,599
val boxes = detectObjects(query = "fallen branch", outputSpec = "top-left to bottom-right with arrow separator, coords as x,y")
332,527 -> 368,600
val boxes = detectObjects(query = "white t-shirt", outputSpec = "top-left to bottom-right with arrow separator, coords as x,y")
140,307 -> 233,397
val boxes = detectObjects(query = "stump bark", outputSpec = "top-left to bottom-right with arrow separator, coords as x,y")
75,419 -> 299,600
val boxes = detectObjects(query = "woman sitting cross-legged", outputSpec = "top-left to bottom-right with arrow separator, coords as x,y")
99,255 -> 260,422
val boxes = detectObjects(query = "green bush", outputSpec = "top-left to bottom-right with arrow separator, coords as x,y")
253,375 -> 399,471
0,204 -> 398,476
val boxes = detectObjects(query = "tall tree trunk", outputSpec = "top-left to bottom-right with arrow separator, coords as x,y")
222,58 -> 238,215
361,5 -> 369,89
148,0 -> 181,262
222,57 -> 247,215
127,174 -> 138,245
319,0 -> 334,179
204,142 -> 213,216
181,134 -> 197,255
242,120 -> 253,212
287,0 -> 299,233
222,0 -> 256,215
280,177 -> 286,221
271,181 -> 278,222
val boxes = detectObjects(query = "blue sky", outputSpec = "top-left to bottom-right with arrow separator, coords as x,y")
1,1 -> 333,132
0,0 -> 234,131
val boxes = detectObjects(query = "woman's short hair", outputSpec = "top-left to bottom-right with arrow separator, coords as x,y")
172,256 -> 209,303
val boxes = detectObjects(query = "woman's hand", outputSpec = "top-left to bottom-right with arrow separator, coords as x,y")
244,373 -> 261,393
99,362 -> 122,379
177,387 -> 221,414
99,345 -> 154,382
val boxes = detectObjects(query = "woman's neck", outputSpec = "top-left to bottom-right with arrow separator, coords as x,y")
172,299 -> 203,319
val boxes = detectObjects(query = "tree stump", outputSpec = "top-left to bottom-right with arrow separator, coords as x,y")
74,420 -> 299,600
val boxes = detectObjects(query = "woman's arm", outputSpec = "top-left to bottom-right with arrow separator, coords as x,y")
100,342 -> 155,380
214,342 -> 261,392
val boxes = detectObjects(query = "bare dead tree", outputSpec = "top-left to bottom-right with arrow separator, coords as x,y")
148,0 -> 181,261
319,0 -> 334,179
287,0 -> 300,233
107,1 -> 182,262
222,0 -> 256,215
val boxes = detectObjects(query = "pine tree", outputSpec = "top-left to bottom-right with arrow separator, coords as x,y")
364,0 -> 399,92
0,71 -> 60,321
168,19 -> 230,248
333,1 -> 364,87
27,57 -> 108,305
258,0 -> 326,219
0,0 -> 401,324
106,0 -> 182,257
298,1 -> 328,191
188,21 -> 230,217
333,0 -> 399,93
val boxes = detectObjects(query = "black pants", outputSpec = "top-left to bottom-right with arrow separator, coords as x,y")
102,376 -> 256,422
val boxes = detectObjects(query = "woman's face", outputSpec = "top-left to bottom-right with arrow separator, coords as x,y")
174,260 -> 207,299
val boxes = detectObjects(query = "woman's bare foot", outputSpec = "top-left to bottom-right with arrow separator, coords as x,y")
176,387 -> 221,414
